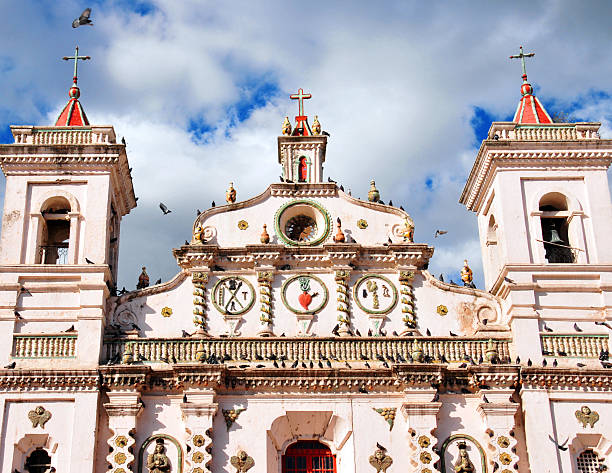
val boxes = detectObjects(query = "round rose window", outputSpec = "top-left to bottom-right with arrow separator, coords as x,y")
275,200 -> 331,246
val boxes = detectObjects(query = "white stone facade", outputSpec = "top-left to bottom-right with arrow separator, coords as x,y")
0,113 -> 610,473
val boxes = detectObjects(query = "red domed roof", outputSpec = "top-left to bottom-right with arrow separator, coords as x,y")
513,74 -> 552,124
55,83 -> 90,126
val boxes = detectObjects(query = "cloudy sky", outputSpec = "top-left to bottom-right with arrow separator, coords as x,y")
1,0 -> 612,290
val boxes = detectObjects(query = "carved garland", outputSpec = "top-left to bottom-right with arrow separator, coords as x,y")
399,271 -> 417,330
192,272 -> 209,333
335,270 -> 351,334
258,271 -> 274,330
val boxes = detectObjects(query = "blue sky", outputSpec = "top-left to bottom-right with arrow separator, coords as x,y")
1,0 -> 612,290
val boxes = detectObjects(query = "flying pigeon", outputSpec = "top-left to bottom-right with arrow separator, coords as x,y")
434,230 -> 448,238
159,203 -> 171,215
72,8 -> 93,28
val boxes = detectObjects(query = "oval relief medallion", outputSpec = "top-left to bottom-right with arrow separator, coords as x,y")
281,275 -> 329,314
211,276 -> 255,315
354,274 -> 398,314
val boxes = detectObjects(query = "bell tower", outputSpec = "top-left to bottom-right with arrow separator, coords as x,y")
0,46 -> 136,367
460,46 -> 612,361
277,88 -> 328,183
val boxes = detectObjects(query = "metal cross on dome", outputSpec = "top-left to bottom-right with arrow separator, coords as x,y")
509,45 -> 535,78
62,45 -> 91,84
290,88 -> 312,117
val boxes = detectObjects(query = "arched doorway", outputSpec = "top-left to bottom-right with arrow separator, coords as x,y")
282,440 -> 336,473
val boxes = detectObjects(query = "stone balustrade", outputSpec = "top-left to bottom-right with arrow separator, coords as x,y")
540,334 -> 608,358
10,126 -> 116,145
104,337 -> 511,364
13,334 -> 77,358
488,123 -> 600,141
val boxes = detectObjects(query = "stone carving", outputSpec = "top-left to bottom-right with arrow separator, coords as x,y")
418,435 -> 431,448
368,180 -> 381,203
369,444 -> 393,473
453,442 -> 475,473
436,304 -> 448,316
282,116 -> 292,135
226,182 -> 237,204
335,270 -> 351,335
28,406 -> 52,428
194,225 -> 217,243
461,260 -> 475,288
161,307 -> 172,318
499,452 -> 512,465
357,219 -> 368,229
575,405 -> 599,428
212,276 -> 256,316
354,275 -> 398,316
223,408 -> 246,430
312,115 -> 321,135
192,272 -> 209,334
137,267 -> 150,289
399,271 -> 416,330
114,309 -> 138,330
373,407 -> 396,430
485,339 -> 499,363
497,436 -> 510,448
237,220 -> 248,230
258,271 -> 274,333
146,438 -> 171,473
230,450 -> 255,473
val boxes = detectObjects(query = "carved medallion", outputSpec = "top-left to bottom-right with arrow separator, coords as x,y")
212,277 -> 255,316
420,452 -> 432,464
193,468 -> 204,473
575,405 -> 599,428
192,451 -> 205,463
436,304 -> 448,316
161,307 -> 172,318
114,452 -> 127,464
230,450 -> 255,473
281,275 -> 329,314
28,406 -> 52,428
354,275 -> 398,314
418,435 -> 431,448
357,219 -> 368,229
499,452 -> 512,465
497,436 -> 510,448
194,225 -> 217,243
115,436 -> 128,448
192,435 -> 206,447
237,220 -> 249,230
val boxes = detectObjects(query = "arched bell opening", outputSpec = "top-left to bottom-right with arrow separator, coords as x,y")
24,447 -> 52,473
38,196 -> 72,264
539,193 -> 574,263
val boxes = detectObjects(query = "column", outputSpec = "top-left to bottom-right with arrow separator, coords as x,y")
476,390 -> 519,473
401,391 -> 442,473
181,389 -> 218,473
335,269 -> 351,336
257,270 -> 275,336
520,389 -> 559,472
192,271 -> 210,337
104,390 -> 143,473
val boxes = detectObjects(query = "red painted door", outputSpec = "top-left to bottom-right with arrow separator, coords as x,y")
282,441 -> 336,473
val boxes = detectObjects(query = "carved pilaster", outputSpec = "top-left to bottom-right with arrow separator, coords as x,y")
257,271 -> 275,336
104,390 -> 143,473
181,390 -> 218,473
477,390 -> 519,473
192,271 -> 210,337
402,392 -> 442,473
335,269 -> 351,336
399,270 -> 417,333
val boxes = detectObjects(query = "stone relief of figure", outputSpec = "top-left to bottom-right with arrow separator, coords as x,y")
575,405 -> 600,428
369,443 -> 393,473
453,442 -> 475,473
230,450 -> 255,473
147,438 -> 171,473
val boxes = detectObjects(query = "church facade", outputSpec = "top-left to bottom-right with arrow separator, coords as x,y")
0,48 -> 611,473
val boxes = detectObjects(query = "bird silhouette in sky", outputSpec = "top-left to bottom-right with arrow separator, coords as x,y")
72,8 -> 93,28
159,202 -> 171,215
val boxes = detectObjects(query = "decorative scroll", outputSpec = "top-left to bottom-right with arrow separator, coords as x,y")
192,272 -> 209,333
335,270 -> 351,335
399,271 -> 417,331
257,271 -> 274,334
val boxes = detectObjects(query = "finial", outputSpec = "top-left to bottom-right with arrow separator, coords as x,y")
312,115 -> 321,135
282,116 -> 292,135
368,180 -> 381,203
460,260 -> 475,288
333,217 -> 345,243
290,88 -> 312,117
510,45 -> 536,95
62,45 -> 91,96
402,216 -> 414,242
260,224 -> 270,244
137,266 -> 149,289
226,182 -> 237,204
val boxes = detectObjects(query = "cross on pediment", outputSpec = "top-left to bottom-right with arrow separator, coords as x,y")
509,45 -> 535,79
62,45 -> 91,84
290,88 -> 312,117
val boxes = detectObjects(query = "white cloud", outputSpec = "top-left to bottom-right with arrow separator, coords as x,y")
1,0 -> 612,289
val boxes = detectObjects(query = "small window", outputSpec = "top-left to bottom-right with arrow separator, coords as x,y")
25,447 -> 52,473
576,449 -> 605,473
283,441 -> 336,473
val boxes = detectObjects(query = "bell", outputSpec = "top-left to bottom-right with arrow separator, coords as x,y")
547,226 -> 564,244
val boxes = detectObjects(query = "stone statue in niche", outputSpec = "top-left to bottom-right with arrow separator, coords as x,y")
147,438 -> 171,473
453,442 -> 475,473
